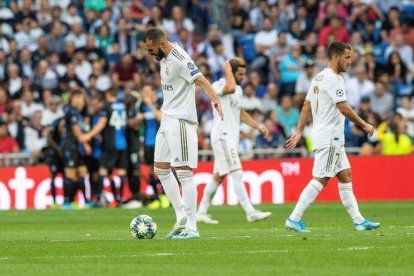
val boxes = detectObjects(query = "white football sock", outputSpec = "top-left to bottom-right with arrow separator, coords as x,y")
338,182 -> 365,224
177,170 -> 197,231
198,177 -> 219,214
230,170 -> 255,214
154,168 -> 186,222
290,179 -> 324,221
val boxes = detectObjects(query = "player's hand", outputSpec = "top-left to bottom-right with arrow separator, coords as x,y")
258,124 -> 270,139
363,123 -> 375,136
286,132 -> 302,150
79,133 -> 91,143
213,100 -> 224,120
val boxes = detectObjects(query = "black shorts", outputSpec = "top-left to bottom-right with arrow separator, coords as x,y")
128,150 -> 140,172
63,144 -> 85,169
143,146 -> 155,165
84,156 -> 100,174
100,150 -> 128,172
44,148 -> 64,174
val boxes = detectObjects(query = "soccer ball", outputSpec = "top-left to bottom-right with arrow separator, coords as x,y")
130,214 -> 157,239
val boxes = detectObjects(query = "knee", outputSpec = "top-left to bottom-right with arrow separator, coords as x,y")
154,167 -> 171,178
176,169 -> 193,180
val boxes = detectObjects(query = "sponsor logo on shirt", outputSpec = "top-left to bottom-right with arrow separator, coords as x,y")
161,83 -> 173,91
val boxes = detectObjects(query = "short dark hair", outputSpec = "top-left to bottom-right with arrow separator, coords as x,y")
327,41 -> 352,60
229,58 -> 246,72
143,27 -> 166,43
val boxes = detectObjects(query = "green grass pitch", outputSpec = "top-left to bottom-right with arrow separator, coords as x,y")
1,202 -> 414,275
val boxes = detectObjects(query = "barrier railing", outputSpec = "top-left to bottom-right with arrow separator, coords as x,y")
0,147 -> 363,167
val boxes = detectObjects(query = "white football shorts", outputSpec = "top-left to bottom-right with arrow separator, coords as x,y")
212,138 -> 242,176
154,113 -> 198,168
312,144 -> 350,178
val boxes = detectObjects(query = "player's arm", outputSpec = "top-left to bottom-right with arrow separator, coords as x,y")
222,60 -> 237,95
240,109 -> 269,139
83,117 -> 108,142
143,97 -> 162,121
337,101 -> 374,135
286,100 -> 311,149
195,75 -> 223,119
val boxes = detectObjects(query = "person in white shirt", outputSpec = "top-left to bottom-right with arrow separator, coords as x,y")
142,27 -> 223,239
64,21 -> 87,49
41,96 -> 63,126
20,90 -> 43,119
197,58 -> 271,224
285,41 -> 380,232
345,65 -> 375,108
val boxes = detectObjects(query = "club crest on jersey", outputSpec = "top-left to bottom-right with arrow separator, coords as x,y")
187,62 -> 195,70
336,89 -> 344,97
165,66 -> 169,75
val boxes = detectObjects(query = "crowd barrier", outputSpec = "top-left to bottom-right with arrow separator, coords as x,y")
0,155 -> 413,210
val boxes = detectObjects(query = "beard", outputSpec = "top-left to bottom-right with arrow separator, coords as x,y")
154,48 -> 165,61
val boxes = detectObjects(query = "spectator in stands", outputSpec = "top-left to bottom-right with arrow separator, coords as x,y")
33,59 -> 59,91
0,119 -> 19,154
254,118 -> 285,159
382,114 -> 413,155
62,3 -> 83,26
95,24 -> 114,55
360,112 -> 383,156
348,96 -> 371,147
278,43 -> 307,97
301,32 -> 318,58
241,82 -> 262,112
396,95 -> 414,138
384,33 -> 413,68
73,49 -> 92,87
48,52 -> 66,78
41,96 -> 63,127
251,17 -> 277,74
176,28 -> 193,57
277,95 -> 299,137
14,18 -> 32,51
20,90 -> 43,119
0,30 -> 10,55
164,6 -> 194,34
24,110 -> 47,162
261,82 -> 278,113
5,102 -> 26,151
91,61 -> 112,92
32,37 -> 49,66
319,16 -> 349,47
7,63 -> 23,100
65,21 -> 87,49
249,0 -> 270,31
208,40 -> 228,81
0,87 -> 9,115
294,59 -> 317,107
17,76 -> 42,103
114,18 -> 137,55
90,8 -> 116,35
112,53 -> 139,89
249,71 -> 266,98
18,48 -> 35,81
0,50 -> 7,82
346,65 -> 375,108
369,81 -> 394,120
385,51 -> 410,83
84,35 -> 105,63
46,21 -> 66,54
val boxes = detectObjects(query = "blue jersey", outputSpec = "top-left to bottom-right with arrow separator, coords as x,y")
100,100 -> 127,151
91,114 -> 103,159
139,99 -> 162,147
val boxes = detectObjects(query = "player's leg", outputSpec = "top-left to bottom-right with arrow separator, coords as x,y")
62,148 -> 78,209
115,151 -> 128,207
77,164 -> 90,207
153,118 -> 187,238
170,119 -> 199,239
336,150 -> 380,230
197,172 -> 223,224
286,146 -> 335,232
123,150 -> 142,209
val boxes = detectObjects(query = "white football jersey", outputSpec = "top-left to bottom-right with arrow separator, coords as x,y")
305,68 -> 347,149
159,43 -> 202,123
210,78 -> 243,143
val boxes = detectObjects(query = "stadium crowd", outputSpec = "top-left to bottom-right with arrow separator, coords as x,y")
0,0 -> 414,164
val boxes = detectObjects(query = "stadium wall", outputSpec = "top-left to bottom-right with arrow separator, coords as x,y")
0,155 -> 413,210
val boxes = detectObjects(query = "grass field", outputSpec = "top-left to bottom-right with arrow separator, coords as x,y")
1,202 -> 414,275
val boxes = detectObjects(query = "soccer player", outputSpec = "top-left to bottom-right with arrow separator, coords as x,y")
143,27 -> 223,239
61,90 -> 91,209
285,42 -> 381,232
137,84 -> 169,209
45,117 -> 65,208
82,89 -> 129,208
197,58 -> 272,224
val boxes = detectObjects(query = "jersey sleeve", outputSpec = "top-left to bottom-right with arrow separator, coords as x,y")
68,108 -> 78,126
212,79 -> 226,96
179,59 -> 202,84
326,79 -> 347,104
99,104 -> 111,119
